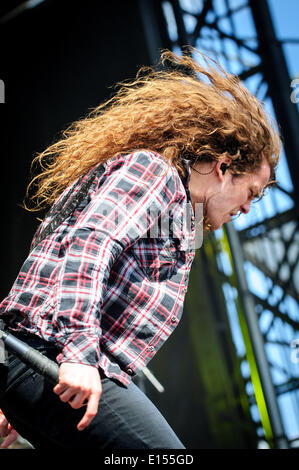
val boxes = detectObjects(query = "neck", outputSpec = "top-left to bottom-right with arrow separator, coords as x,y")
188,164 -> 213,212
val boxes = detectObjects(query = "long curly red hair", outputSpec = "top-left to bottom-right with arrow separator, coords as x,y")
24,48 -> 281,212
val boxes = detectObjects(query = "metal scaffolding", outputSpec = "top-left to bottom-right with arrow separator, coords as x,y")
140,0 -> 299,448
1,0 -> 298,449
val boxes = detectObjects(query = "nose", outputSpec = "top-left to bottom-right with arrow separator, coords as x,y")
240,202 -> 251,214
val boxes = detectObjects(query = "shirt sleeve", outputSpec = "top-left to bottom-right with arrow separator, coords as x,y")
54,151 -> 179,367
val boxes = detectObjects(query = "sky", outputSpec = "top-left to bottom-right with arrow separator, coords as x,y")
164,0 -> 299,446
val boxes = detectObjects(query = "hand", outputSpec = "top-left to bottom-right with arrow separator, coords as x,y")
0,409 -> 19,449
53,363 -> 102,431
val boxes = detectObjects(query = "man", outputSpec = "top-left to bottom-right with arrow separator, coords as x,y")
0,49 -> 280,448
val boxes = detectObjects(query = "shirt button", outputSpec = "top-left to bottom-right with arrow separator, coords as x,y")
183,286 -> 188,293
127,368 -> 133,375
148,346 -> 155,352
171,316 -> 177,323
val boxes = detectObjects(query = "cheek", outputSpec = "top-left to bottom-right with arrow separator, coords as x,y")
205,194 -> 227,222
209,191 -> 234,213
222,184 -> 244,208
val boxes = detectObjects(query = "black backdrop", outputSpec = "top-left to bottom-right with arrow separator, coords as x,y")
0,0 -> 152,294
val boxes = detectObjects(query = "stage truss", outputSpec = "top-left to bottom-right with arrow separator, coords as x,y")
160,0 -> 299,448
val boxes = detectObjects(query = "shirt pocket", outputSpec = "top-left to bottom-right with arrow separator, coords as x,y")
131,237 -> 180,282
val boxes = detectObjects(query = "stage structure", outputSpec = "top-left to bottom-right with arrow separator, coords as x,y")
138,0 -> 299,449
0,0 -> 298,449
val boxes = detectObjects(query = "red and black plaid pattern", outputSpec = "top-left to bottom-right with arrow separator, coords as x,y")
0,151 -> 196,386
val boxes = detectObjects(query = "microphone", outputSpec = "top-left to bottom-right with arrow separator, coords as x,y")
0,329 -> 59,385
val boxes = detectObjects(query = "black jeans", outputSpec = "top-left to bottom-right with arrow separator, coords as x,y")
0,332 -> 184,449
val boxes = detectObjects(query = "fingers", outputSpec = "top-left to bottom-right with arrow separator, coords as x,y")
53,363 -> 102,431
0,411 -> 11,438
0,411 -> 18,449
54,384 -> 76,403
53,382 -> 68,396
59,389 -> 88,408
1,429 -> 19,449
77,392 -> 99,431
53,383 -> 89,408
54,385 -> 100,430
0,421 -> 10,437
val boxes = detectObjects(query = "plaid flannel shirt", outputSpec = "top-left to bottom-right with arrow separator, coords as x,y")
0,150 -> 196,386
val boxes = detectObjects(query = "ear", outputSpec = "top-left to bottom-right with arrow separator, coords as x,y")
220,163 -> 228,174
215,157 -> 232,182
